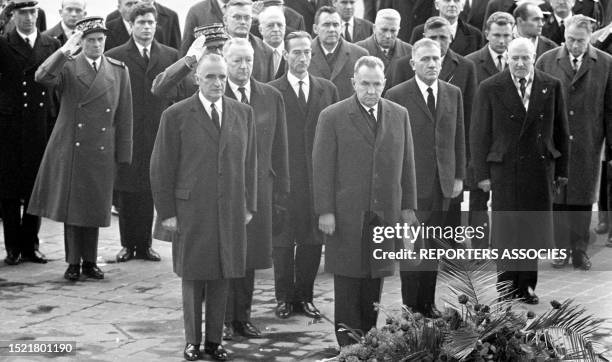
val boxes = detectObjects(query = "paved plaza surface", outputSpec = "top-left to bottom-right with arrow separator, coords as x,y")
1,215 -> 612,361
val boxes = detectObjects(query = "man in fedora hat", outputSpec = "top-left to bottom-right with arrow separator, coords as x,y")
29,16 -> 133,282
0,0 -> 60,266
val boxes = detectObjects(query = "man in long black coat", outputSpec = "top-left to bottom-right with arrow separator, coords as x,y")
43,0 -> 87,46
269,31 -> 338,320
0,0 -> 59,265
105,3 -> 177,263
470,38 -> 570,304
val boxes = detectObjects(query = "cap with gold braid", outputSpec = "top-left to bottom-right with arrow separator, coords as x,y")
75,16 -> 109,36
262,0 -> 284,6
194,23 -> 229,45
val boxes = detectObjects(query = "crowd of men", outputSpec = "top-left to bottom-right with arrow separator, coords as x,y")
2,0 -> 612,360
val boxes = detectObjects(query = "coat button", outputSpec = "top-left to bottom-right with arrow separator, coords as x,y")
22,81 -> 27,86
537,133 -> 542,138
99,146 -> 105,151
75,142 -> 80,147
23,92 -> 27,97
78,123 -> 83,128
569,135 -> 574,141
41,91 -> 45,96
569,110 -> 574,116
101,127 -> 106,132
541,155 -> 545,159
23,103 -> 28,107
39,103 -> 44,107
106,109 -> 110,113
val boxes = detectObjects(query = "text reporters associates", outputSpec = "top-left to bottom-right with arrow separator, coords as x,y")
372,248 -> 569,261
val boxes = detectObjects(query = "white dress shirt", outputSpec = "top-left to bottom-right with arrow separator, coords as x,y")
134,41 -> 152,58
16,29 -> 37,47
360,101 -> 379,121
123,19 -> 132,35
198,92 -> 224,126
554,12 -> 573,28
449,20 -> 458,40
415,75 -> 438,107
85,56 -> 102,72
61,21 -> 75,38
488,46 -> 507,70
511,71 -> 534,110
287,71 -> 310,102
570,52 -> 584,71
228,79 -> 251,104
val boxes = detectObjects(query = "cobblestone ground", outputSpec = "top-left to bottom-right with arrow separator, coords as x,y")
1,214 -> 612,361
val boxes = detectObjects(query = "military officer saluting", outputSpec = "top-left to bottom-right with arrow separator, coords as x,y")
29,16 -> 133,282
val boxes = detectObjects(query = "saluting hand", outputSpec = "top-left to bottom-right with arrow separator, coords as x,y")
186,34 -> 207,62
61,30 -> 83,56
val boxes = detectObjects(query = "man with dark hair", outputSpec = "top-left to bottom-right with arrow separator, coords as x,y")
269,31 -> 338,320
105,0 -> 181,50
150,53 -> 256,361
356,9 -> 412,80
410,0 -> 484,56
387,38 -> 465,317
313,55 -> 417,347
0,0 -> 46,34
43,0 -> 87,45
30,17 -> 133,281
0,0 -> 60,266
105,2 -> 179,263
513,2 -> 557,59
309,5 -> 368,99
333,0 -> 373,42
221,37 -> 290,340
537,15 -> 612,270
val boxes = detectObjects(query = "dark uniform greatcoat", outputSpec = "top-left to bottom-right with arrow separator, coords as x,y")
150,94 -> 257,280
28,51 -> 133,227
0,30 -> 60,198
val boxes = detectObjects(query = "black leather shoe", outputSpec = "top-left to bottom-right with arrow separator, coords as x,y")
222,323 -> 234,341
232,320 -> 262,338
204,341 -> 230,361
423,304 -> 442,318
572,251 -> 592,271
183,343 -> 201,361
115,247 -> 134,262
22,250 -> 48,264
64,264 -> 80,281
521,293 -> 539,305
82,262 -> 104,279
4,252 -> 21,265
295,301 -> 321,319
595,221 -> 608,234
135,248 -> 161,262
275,301 -> 293,319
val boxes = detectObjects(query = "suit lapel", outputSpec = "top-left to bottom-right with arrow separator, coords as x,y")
497,71 -> 526,119
435,82 -> 448,125
349,95 -> 376,146
440,51 -> 458,82
75,53 -> 96,89
7,30 -> 33,60
555,47 -> 575,80
79,55 -> 114,105
127,39 -> 148,71
331,39 -> 350,80
304,75 -> 322,121
311,38 -> 329,76
407,79 -> 435,122
481,47 -> 499,78
375,101 -> 390,148
146,41 -> 161,75
572,47 -> 596,85
190,93 -> 221,143
218,96 -> 234,155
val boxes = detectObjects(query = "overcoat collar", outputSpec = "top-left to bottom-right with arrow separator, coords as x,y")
75,53 -> 114,105
189,93 -> 235,154
554,44 -> 598,85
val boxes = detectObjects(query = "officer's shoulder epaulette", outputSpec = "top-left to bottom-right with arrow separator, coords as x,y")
107,57 -> 126,68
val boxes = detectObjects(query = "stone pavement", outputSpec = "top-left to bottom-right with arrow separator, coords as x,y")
1,215 -> 612,361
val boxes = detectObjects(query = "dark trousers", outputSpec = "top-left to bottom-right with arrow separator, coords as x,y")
116,190 -> 154,250
272,244 -> 322,303
1,197 -> 40,256
64,224 -> 99,264
599,161 -> 608,214
497,265 -> 538,298
553,203 -> 592,253
334,274 -> 383,347
225,269 -> 255,323
446,196 -> 463,248
400,180 -> 449,314
468,188 -> 490,249
182,278 -> 229,345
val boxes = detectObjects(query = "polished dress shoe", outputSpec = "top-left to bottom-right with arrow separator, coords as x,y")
222,323 -> 234,340
572,251 -> 592,271
183,343 -> 201,361
64,264 -> 80,281
204,341 -> 230,361
423,304 -> 442,318
135,247 -> 161,261
4,251 -> 21,265
82,262 -> 104,279
275,301 -> 293,319
22,250 -> 48,264
115,247 -> 134,262
521,293 -> 539,305
294,301 -> 321,318
232,320 -> 262,338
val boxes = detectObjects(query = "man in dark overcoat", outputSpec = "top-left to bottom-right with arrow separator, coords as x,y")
179,0 -> 226,55
269,31 -> 339,320
470,38 -> 570,304
313,56 -> 418,347
386,38 -> 465,317
150,53 -> 257,362
105,0 -> 181,50
536,15 -> 612,270
0,0 -> 60,265
355,9 -> 412,82
43,0 -> 87,46
221,37 -> 290,339
29,17 -> 133,281
105,2 -> 178,263
308,6 -> 368,99
332,0 -> 373,43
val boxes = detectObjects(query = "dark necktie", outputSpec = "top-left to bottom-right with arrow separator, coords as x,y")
427,87 -> 436,118
238,86 -> 249,105
572,58 -> 579,73
344,22 -> 352,42
298,80 -> 307,109
143,48 -> 149,64
211,103 -> 220,130
25,37 -> 31,48
368,107 -> 377,133
519,78 -> 526,99
497,54 -> 504,72
559,20 -> 565,37
92,61 -> 98,73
